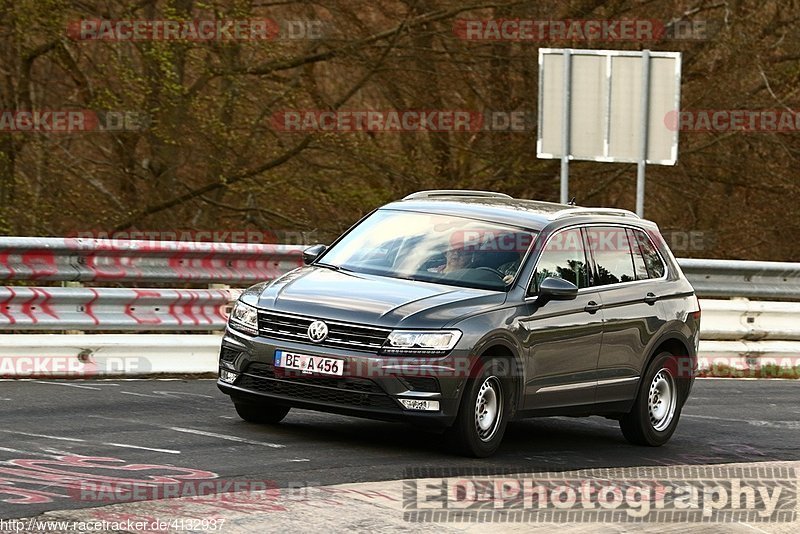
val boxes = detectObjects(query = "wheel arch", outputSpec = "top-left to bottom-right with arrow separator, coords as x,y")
471,335 -> 524,418
644,332 -> 695,398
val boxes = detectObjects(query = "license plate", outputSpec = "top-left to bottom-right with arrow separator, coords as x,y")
274,350 -> 343,376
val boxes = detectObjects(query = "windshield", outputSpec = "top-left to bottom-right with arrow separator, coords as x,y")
318,209 -> 537,291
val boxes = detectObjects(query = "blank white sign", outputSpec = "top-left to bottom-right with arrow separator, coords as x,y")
537,48 -> 681,165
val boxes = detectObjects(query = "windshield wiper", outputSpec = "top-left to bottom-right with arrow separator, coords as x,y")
314,263 -> 353,273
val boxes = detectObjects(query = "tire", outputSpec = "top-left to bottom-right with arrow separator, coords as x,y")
620,351 -> 684,446
446,358 -> 513,457
233,399 -> 290,424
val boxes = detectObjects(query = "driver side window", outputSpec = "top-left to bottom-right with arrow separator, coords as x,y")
532,228 -> 589,292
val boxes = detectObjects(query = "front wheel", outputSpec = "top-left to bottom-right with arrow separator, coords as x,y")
233,399 -> 290,424
446,358 -> 513,457
620,352 -> 684,446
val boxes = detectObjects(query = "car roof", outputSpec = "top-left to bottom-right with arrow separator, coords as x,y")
381,191 -> 643,231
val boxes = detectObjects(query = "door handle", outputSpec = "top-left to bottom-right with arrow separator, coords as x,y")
584,301 -> 602,314
644,292 -> 658,305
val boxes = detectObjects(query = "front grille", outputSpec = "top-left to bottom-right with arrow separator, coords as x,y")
237,362 -> 398,410
258,310 -> 391,352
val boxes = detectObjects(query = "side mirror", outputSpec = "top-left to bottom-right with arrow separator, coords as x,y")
303,244 -> 328,265
536,276 -> 579,302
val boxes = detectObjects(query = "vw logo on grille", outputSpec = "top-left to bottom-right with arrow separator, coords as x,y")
307,320 -> 329,343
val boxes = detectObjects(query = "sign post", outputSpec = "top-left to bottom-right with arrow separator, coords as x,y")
636,49 -> 651,217
560,49 -> 572,205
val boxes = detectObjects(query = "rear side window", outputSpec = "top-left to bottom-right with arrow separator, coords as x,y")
586,226 -> 635,286
634,229 -> 666,278
533,228 -> 589,290
628,229 -> 650,280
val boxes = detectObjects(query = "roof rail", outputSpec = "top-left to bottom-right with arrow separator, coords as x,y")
402,190 -> 513,200
553,207 -> 639,220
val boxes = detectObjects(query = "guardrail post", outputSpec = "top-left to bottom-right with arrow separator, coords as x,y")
210,283 -> 233,329
63,281 -> 84,335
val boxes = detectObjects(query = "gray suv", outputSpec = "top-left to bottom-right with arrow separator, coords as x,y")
217,191 -> 701,457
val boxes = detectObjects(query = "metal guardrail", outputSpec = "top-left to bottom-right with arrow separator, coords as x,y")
0,287 -> 241,330
2,237 -> 799,299
699,299 -> 800,341
2,237 -> 799,298
1,237 -> 800,333
677,258 -> 800,299
0,237 -> 303,284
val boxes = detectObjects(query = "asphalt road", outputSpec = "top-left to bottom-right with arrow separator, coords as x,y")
0,378 -> 798,520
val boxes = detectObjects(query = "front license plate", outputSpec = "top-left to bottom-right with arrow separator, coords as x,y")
274,350 -> 343,376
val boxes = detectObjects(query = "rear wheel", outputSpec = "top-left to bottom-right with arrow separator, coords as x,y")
446,358 -> 513,457
620,352 -> 683,446
233,399 -> 290,424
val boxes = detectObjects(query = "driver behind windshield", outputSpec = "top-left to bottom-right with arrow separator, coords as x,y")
429,243 -> 520,285
429,244 -> 472,274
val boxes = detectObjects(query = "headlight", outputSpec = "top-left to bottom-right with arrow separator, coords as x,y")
382,330 -> 462,354
228,301 -> 259,336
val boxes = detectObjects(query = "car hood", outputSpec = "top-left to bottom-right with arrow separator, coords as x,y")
251,266 -> 506,328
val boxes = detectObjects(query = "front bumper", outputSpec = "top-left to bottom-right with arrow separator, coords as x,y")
216,328 -> 471,428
